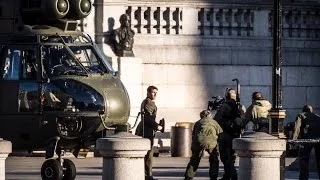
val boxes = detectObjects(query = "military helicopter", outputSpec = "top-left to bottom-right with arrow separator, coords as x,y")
0,0 -> 130,179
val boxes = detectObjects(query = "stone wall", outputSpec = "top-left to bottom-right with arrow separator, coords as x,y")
87,0 -> 320,129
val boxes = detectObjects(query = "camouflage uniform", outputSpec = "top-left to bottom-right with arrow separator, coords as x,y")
135,97 -> 159,179
293,111 -> 320,180
214,99 -> 244,180
243,99 -> 271,133
184,116 -> 223,180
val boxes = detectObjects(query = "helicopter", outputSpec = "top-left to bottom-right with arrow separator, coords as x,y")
0,0 -> 130,179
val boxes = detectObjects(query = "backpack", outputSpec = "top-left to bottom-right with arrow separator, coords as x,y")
221,101 -> 243,137
197,119 -> 221,150
299,112 -> 320,139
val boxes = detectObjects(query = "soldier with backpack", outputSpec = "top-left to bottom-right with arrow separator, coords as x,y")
242,92 -> 272,133
184,110 -> 223,180
293,105 -> 320,180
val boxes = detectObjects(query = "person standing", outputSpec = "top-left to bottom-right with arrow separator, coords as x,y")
184,110 -> 223,180
135,85 -> 162,180
293,105 -> 320,180
242,92 -> 272,133
214,88 -> 245,180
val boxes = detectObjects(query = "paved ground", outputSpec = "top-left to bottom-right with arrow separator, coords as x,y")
5,156 -> 319,180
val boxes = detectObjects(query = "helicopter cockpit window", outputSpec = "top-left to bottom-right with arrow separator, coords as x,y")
69,46 -> 108,74
41,45 -> 110,77
3,49 -> 38,80
21,51 -> 38,80
3,49 -> 20,80
42,45 -> 87,77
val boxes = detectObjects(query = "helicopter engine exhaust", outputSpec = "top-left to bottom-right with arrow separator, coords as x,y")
20,0 -> 93,24
65,0 -> 92,20
42,0 -> 70,19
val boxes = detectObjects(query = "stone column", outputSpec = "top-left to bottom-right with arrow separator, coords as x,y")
233,132 -> 286,180
0,139 -> 12,180
96,132 -> 150,180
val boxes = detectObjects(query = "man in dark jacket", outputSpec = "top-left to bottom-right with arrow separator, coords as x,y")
214,88 -> 245,180
184,110 -> 223,180
135,85 -> 162,180
293,105 -> 320,180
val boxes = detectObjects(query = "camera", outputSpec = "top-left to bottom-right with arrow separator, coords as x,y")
207,96 -> 225,111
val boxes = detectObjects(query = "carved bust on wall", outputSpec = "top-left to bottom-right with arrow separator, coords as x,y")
113,14 -> 135,57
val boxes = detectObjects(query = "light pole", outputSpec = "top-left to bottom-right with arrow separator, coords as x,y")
269,0 -> 286,139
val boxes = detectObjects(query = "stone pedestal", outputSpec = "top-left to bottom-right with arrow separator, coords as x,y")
96,132 -> 150,180
0,139 -> 12,180
233,132 -> 286,180
112,57 -> 144,129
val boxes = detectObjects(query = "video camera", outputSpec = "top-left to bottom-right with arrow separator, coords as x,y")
207,96 -> 225,111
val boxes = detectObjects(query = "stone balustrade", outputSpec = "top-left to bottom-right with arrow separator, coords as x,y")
127,6 -> 182,35
198,8 -> 254,36
281,9 -> 320,38
89,0 -> 320,38
112,0 -> 320,37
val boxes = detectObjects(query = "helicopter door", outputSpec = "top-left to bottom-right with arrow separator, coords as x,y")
0,47 -> 41,149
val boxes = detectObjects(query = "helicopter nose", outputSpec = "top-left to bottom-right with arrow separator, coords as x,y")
105,88 -> 130,120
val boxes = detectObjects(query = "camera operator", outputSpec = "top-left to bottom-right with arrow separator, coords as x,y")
214,88 -> 245,180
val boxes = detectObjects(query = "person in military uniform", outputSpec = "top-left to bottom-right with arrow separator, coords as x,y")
214,88 -> 245,180
293,105 -> 320,180
135,85 -> 162,180
184,110 -> 223,180
242,92 -> 272,133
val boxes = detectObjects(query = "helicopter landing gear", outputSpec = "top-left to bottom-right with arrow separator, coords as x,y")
41,158 -> 76,180
61,159 -> 76,180
42,138 -> 77,180
41,159 -> 63,180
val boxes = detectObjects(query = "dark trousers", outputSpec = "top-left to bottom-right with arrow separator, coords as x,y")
145,137 -> 154,177
219,133 -> 237,180
184,143 -> 219,179
298,143 -> 320,180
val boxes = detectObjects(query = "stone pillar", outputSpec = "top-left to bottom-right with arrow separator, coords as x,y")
96,132 -> 150,180
0,139 -> 12,180
112,57 -> 144,129
233,132 -> 286,180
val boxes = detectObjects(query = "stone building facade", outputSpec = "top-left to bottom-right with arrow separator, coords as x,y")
84,0 -> 320,129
